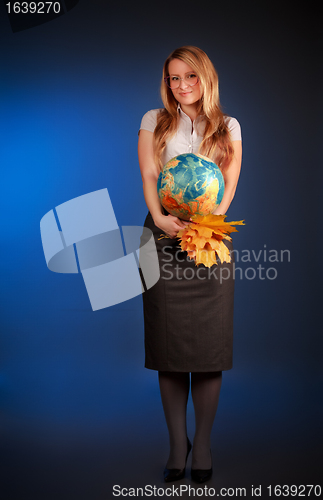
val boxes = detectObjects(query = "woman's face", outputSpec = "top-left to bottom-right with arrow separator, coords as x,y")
167,58 -> 202,108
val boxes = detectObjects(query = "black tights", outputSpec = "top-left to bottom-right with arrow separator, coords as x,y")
158,371 -> 222,469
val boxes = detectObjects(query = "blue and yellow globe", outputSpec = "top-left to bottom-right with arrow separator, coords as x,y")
157,153 -> 224,220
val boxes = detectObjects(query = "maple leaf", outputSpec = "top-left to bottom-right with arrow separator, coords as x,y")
195,248 -> 217,267
192,214 -> 245,234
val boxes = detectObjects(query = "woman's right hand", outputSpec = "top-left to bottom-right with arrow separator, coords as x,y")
154,213 -> 191,239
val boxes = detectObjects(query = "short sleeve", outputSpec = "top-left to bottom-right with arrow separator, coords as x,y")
225,117 -> 242,141
139,109 -> 161,134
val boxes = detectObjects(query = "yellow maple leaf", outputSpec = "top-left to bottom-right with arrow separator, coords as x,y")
192,214 -> 245,234
195,248 -> 218,267
213,240 -> 231,263
191,225 -> 214,239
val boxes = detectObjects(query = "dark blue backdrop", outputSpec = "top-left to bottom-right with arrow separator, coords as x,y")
1,1 -> 321,499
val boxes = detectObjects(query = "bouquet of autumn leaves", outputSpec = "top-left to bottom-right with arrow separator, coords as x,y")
175,214 -> 245,268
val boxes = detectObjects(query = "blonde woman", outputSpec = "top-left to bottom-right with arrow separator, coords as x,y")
138,46 -> 242,483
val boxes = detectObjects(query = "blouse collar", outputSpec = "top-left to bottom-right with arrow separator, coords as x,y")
177,103 -> 205,122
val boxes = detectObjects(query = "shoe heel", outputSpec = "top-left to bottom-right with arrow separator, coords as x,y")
164,437 -> 192,483
191,449 -> 213,483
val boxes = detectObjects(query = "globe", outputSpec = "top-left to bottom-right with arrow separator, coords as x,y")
157,153 -> 224,220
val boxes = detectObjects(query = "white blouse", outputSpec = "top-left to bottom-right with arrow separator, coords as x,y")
139,106 -> 242,165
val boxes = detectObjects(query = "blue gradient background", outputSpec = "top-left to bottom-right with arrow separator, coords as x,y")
0,2 -> 321,499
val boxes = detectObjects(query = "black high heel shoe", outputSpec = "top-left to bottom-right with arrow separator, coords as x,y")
163,438 -> 192,483
191,450 -> 213,483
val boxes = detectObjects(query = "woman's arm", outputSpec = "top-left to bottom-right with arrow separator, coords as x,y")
138,129 -> 189,238
212,140 -> 242,215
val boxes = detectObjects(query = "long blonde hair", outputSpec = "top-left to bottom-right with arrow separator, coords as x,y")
154,46 -> 234,171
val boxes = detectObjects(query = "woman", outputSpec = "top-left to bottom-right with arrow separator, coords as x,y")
138,46 -> 242,483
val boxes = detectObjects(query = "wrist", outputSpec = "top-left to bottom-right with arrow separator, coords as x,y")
153,211 -> 166,228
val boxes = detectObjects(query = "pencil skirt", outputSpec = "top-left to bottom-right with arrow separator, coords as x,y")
140,211 -> 235,372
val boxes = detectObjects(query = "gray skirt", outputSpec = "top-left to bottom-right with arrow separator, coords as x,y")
140,211 -> 235,372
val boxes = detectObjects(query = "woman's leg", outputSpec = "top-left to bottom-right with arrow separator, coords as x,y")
158,371 -> 190,468
191,371 -> 222,469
